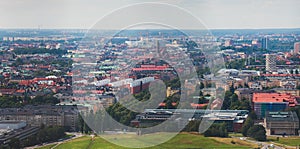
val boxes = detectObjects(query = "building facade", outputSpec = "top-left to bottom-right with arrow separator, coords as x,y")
252,93 -> 297,118
264,111 -> 299,135
294,42 -> 300,54
266,54 -> 277,72
0,105 -> 79,131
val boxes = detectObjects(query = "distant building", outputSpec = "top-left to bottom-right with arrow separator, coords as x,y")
252,93 -> 297,118
248,82 -> 263,90
266,54 -> 277,72
261,37 -> 269,50
273,88 -> 300,96
224,40 -> 233,47
0,105 -> 79,131
129,77 -> 154,94
294,42 -> 300,54
235,88 -> 255,101
264,111 -> 299,135
252,40 -> 259,45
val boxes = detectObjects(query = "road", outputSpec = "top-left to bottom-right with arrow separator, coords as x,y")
240,137 -> 285,149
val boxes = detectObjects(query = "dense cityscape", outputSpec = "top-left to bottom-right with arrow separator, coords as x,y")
0,28 -> 299,148
1,0 -> 300,148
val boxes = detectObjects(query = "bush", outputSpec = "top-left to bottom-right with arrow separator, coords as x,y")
204,123 -> 228,137
247,125 -> 266,141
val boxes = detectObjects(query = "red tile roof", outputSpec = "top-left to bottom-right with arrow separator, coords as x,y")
190,103 -> 208,108
19,80 -> 32,86
252,93 -> 297,107
16,89 -> 25,93
158,102 -> 177,107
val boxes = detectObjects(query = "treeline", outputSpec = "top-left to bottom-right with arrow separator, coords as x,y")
106,103 -> 137,126
182,116 -> 266,141
0,96 -> 23,108
13,48 -> 67,55
4,126 -> 66,149
221,91 -> 251,111
204,123 -> 228,137
225,59 -> 246,70
24,126 -> 66,146
182,121 -> 228,137
0,94 -> 60,108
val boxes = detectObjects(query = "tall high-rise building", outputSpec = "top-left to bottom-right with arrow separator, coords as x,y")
294,42 -> 300,54
261,37 -> 268,50
266,54 -> 276,72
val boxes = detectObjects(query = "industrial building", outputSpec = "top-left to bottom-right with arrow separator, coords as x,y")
131,109 -> 248,132
0,121 -> 26,130
0,121 -> 39,147
252,93 -> 297,118
264,111 -> 299,135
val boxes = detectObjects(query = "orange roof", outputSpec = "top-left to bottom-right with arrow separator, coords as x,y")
190,103 -> 208,108
158,102 -> 177,107
19,80 -> 32,86
159,103 -> 166,106
252,93 -> 296,106
16,89 -> 25,93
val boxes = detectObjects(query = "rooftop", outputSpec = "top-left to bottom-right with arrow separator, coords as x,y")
252,93 -> 297,105
0,121 -> 25,124
266,111 -> 299,122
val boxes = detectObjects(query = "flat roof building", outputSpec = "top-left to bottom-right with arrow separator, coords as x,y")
252,93 -> 297,118
0,121 -> 26,130
264,111 -> 299,135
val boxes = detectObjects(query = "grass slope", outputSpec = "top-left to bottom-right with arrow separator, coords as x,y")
39,133 -> 256,149
268,136 -> 300,147
55,136 -> 92,149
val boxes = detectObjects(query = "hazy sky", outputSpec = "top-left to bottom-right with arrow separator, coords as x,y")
0,0 -> 299,29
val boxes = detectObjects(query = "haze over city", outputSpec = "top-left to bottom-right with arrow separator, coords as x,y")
0,0 -> 300,29
1,1 -> 300,149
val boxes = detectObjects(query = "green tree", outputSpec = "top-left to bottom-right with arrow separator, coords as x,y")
247,125 -> 267,141
242,117 -> 254,137
8,138 -> 20,149
204,123 -> 228,137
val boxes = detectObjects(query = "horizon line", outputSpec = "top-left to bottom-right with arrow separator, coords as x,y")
1,27 -> 300,31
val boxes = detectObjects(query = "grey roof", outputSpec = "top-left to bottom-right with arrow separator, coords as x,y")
266,111 -> 299,122
0,105 -> 78,116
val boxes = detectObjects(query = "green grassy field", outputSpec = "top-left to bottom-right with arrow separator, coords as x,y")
268,136 -> 300,147
36,144 -> 57,149
54,136 -> 92,149
38,133 -> 257,149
